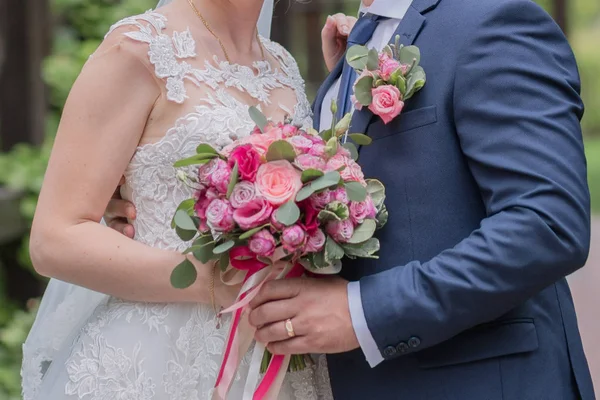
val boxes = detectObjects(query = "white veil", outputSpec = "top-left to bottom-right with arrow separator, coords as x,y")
21,1 -> 274,398
156,0 -> 274,37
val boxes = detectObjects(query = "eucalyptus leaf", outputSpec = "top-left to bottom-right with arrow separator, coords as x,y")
376,205 -> 389,229
239,224 -> 270,240
325,201 -> 350,220
173,154 -> 218,168
213,240 -> 235,255
325,236 -> 345,263
320,128 -> 334,142
310,171 -> 341,192
345,181 -> 368,202
176,227 -> 197,242
311,251 -> 328,269
343,142 -> 359,161
174,210 -> 197,231
275,200 -> 300,226
295,185 -> 315,202
366,179 -> 386,208
249,106 -> 268,132
226,162 -> 239,198
348,219 -> 377,244
399,45 -> 421,66
346,45 -> 370,70
405,67 -> 426,100
219,253 -> 230,271
170,259 -> 197,289
301,169 -> 324,184
348,133 -> 372,146
341,238 -> 380,258
367,48 -> 380,71
171,199 -> 195,228
317,209 -> 342,222
266,140 -> 296,162
354,75 -> 374,106
193,242 -> 216,264
196,143 -> 218,155
395,74 -> 407,94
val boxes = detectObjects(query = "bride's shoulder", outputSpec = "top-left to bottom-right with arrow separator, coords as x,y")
260,37 -> 301,73
98,10 -> 168,53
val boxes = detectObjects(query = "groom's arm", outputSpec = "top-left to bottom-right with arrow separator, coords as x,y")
359,0 -> 590,364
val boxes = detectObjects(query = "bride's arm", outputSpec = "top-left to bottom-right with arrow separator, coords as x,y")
30,41 -> 228,305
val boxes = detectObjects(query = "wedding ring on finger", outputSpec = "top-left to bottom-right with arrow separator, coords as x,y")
285,319 -> 296,338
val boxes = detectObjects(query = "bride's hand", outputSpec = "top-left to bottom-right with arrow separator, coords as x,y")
322,14 -> 358,72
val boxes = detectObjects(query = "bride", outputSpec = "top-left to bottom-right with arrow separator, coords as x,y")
21,0 -> 354,398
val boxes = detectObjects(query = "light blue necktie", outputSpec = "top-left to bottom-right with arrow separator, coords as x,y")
336,14 -> 387,120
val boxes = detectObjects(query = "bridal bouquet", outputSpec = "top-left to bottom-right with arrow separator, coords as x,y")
170,106 -> 387,400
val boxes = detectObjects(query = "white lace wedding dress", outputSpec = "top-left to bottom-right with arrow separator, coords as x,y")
21,10 -> 332,400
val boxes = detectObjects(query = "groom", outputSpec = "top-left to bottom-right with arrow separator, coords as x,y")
106,0 -> 596,398
248,0 -> 596,398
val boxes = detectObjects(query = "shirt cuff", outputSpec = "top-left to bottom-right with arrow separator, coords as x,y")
347,281 -> 384,367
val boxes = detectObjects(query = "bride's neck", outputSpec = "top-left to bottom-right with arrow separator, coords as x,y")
191,0 -> 264,58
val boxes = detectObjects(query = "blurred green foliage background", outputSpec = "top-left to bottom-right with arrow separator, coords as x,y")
0,0 -> 598,397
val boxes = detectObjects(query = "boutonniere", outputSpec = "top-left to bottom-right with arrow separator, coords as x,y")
346,36 -> 426,124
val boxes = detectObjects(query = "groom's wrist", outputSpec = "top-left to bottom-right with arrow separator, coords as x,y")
347,281 -> 384,367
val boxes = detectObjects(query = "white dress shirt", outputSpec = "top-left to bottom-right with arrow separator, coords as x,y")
319,0 -> 414,368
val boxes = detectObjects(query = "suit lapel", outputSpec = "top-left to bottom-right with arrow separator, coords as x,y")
350,5 -> 427,135
312,58 -> 345,130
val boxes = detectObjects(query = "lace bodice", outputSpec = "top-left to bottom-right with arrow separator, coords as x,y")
21,9 -> 331,400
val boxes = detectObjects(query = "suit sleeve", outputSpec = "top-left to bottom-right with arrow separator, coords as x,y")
359,0 -> 591,360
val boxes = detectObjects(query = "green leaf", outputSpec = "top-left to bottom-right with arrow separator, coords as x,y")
193,242 -> 216,264
301,169 -> 324,184
348,219 -> 377,244
310,171 -> 341,192
170,259 -> 198,289
325,201 -> 350,220
173,153 -> 218,167
266,140 -> 296,162
346,45 -> 370,70
219,253 -> 230,271
341,238 -> 381,258
239,224 -> 270,240
174,209 -> 197,231
367,48 -> 380,71
354,75 -> 374,106
366,179 -> 386,208
275,200 -> 300,226
345,181 -> 368,202
226,162 -> 239,198
296,185 -> 315,202
320,128 -> 334,142
176,227 -> 197,241
376,204 -> 389,229
399,45 -> 421,66
324,136 -> 338,158
310,251 -> 329,269
325,236 -> 345,263
317,209 -> 342,222
171,199 -> 195,228
405,66 -> 426,100
196,143 -> 219,155
213,240 -> 235,255
343,142 -> 359,161
395,74 -> 407,95
249,106 -> 268,132
348,133 -> 372,146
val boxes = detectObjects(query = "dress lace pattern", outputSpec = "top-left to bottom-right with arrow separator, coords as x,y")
21,10 -> 331,400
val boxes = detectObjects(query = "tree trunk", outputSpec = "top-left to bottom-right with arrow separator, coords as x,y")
554,0 -> 568,36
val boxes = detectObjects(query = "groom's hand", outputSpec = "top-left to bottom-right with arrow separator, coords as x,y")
104,176 -> 136,238
248,277 -> 360,355
322,14 -> 357,72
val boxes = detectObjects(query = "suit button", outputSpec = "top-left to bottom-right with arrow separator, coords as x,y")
408,336 -> 421,348
382,346 -> 397,358
396,342 -> 409,354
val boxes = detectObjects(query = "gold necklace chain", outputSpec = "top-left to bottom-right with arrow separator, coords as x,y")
187,0 -> 265,64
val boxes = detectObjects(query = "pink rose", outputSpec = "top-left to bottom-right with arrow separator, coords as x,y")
228,144 -> 262,182
327,154 -> 365,184
281,224 -> 307,253
378,53 -> 402,81
310,190 -> 332,209
206,199 -> 235,232
229,181 -> 257,209
331,188 -> 349,204
349,197 -> 377,225
336,146 -> 352,158
368,85 -> 404,125
282,124 -> 299,138
264,123 -> 284,139
308,143 -> 326,157
233,197 -> 273,230
305,228 -> 326,253
287,135 -> 313,154
326,219 -> 354,243
198,158 -> 226,185
194,187 -> 219,219
295,154 -> 327,171
302,133 -> 325,145
299,201 -> 319,235
248,230 -> 276,257
255,160 -> 302,206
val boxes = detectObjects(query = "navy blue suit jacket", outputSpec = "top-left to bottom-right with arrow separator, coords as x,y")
313,0 -> 595,398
